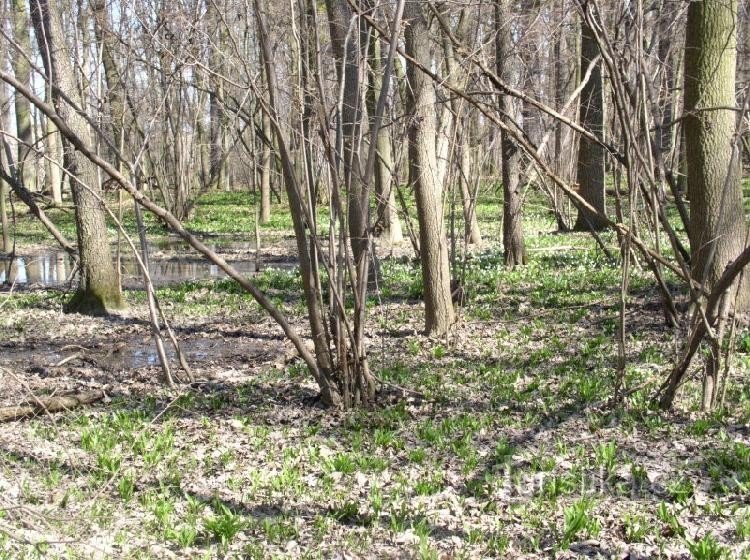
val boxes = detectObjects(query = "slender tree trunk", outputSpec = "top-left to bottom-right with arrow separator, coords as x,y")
738,0 -> 750,90
552,0 -> 574,230
10,0 -> 35,193
442,13 -> 482,245
259,110 -> 272,223
32,0 -> 123,314
404,2 -> 455,335
684,0 -> 749,312
367,34 -> 403,244
209,86 -> 226,190
656,1 -> 675,171
256,0 -> 342,406
573,17 -> 607,231
0,83 -> 10,252
0,181 -> 9,254
0,86 -> 76,258
91,0 -> 129,160
325,0 -> 368,273
45,116 -> 63,202
739,0 -> 750,170
496,0 -> 527,266
458,136 -> 481,245
208,0 -> 228,191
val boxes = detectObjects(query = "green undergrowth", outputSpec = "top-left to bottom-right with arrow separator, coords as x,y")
3,183 -> 750,558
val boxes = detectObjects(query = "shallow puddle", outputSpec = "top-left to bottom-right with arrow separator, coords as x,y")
103,337 -> 228,369
1,336 -> 269,372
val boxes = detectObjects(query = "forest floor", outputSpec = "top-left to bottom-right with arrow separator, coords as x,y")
1,191 -> 749,559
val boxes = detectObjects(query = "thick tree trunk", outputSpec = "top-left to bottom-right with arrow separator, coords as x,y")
684,0 -> 749,312
32,0 -> 123,314
496,0 -> 527,266
573,18 -> 607,231
404,2 -> 455,335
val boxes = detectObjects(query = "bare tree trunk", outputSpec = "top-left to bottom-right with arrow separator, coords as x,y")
458,136 -> 481,245
0,181 -> 9,254
32,0 -> 124,314
367,34 -> 403,244
325,0 -> 369,275
573,17 -> 607,231
208,0 -> 228,191
496,0 -> 527,266
257,0 -> 342,406
684,0 -> 749,313
209,86 -> 227,190
45,116 -> 63,203
91,0 -> 129,158
552,0 -> 574,230
441,11 -> 482,246
404,2 -> 455,335
0,102 -> 76,258
0,83 -> 10,252
259,109 -> 272,223
738,0 -> 750,90
10,0 -> 35,193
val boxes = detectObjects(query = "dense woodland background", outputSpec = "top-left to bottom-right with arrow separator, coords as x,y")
0,0 -> 750,558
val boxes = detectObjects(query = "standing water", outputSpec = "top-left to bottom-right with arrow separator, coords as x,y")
0,235 -> 273,287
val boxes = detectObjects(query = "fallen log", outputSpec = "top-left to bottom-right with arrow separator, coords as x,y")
0,390 -> 105,422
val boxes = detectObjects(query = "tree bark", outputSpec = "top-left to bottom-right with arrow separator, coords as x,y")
32,0 -> 124,314
91,0 -> 130,163
496,0 -> 527,266
45,116 -> 63,203
442,10 -> 482,246
684,0 -> 749,312
257,0 -> 343,406
367,34 -> 403,244
404,2 -> 455,335
208,0 -> 228,191
10,0 -> 36,193
552,0 -> 575,230
0,390 -> 105,423
573,17 -> 607,231
259,109 -> 272,223
325,0 -> 369,274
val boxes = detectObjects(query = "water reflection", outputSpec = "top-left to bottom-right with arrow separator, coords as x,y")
0,253 -> 71,285
1,237 -> 266,286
